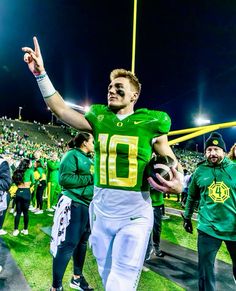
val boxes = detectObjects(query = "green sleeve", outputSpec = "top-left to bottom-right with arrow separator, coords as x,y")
84,104 -> 106,128
148,110 -> 171,135
59,152 -> 93,189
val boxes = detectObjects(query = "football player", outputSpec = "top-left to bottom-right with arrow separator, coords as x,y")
22,37 -> 183,291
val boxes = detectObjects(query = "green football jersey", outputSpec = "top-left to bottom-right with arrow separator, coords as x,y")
85,105 -> 171,191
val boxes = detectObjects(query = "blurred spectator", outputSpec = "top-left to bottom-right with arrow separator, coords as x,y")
228,143 -> 236,163
47,152 -> 61,211
0,155 -> 12,235
145,189 -> 165,261
12,158 -> 35,236
181,169 -> 192,208
33,160 -> 47,214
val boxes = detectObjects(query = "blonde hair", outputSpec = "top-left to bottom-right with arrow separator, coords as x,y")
228,143 -> 236,160
110,69 -> 141,97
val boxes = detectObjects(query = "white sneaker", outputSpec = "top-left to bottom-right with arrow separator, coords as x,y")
21,229 -> 28,235
32,208 -> 40,213
35,210 -> 43,215
9,208 -> 15,214
0,229 -> 7,235
21,213 -> 23,217
13,230 -> 19,236
52,205 -> 57,210
13,212 -> 17,217
142,266 -> 150,272
47,208 -> 54,212
29,205 -> 35,211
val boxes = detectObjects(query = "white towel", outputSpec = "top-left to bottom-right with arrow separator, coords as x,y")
50,195 -> 72,257
0,191 -> 7,214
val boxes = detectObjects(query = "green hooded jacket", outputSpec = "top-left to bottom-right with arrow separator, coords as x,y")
59,148 -> 94,206
184,157 -> 236,241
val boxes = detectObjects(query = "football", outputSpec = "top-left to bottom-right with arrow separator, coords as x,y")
146,155 -> 177,185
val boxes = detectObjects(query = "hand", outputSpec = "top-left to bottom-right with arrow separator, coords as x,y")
22,36 -> 45,75
147,167 -> 183,194
181,212 -> 193,234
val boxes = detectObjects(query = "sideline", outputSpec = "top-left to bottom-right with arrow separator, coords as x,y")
165,207 -> 198,220
146,239 -> 235,290
145,210 -> 235,291
0,238 -> 31,291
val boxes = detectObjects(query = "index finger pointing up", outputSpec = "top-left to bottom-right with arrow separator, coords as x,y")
33,36 -> 41,55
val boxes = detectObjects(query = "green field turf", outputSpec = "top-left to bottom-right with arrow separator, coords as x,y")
1,200 -> 230,291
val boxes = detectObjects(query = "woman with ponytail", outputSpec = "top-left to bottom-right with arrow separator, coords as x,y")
12,158 -> 35,236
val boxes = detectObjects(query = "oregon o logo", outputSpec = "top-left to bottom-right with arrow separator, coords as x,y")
117,122 -> 123,127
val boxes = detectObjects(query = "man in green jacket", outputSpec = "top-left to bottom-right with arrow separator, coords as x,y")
182,132 -> 236,291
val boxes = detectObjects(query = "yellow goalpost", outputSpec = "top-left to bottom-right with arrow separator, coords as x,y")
168,121 -> 236,146
130,1 -> 236,147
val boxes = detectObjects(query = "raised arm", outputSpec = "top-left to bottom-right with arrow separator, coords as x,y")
22,37 -> 92,132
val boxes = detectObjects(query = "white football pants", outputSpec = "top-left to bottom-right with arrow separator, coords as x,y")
89,209 -> 153,291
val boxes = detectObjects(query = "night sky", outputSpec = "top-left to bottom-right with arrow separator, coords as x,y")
0,0 -> 236,151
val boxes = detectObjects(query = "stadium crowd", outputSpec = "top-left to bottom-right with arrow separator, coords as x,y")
0,119 -> 66,228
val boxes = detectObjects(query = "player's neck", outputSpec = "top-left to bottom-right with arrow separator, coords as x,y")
116,111 -> 134,120
115,106 -> 134,115
116,108 -> 134,120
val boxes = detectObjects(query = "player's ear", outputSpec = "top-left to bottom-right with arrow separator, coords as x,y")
131,92 -> 138,103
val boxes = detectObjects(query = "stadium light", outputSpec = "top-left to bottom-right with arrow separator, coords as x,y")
83,105 -> 90,112
65,101 -> 89,114
195,116 -> 211,126
18,107 -> 23,120
47,107 -> 54,125
194,116 -> 211,150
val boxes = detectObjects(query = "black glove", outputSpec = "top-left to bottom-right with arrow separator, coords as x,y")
181,212 -> 193,234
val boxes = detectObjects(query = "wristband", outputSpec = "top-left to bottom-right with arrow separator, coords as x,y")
35,72 -> 56,98
33,70 -> 46,77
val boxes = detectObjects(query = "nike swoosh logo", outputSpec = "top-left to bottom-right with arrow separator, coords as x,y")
130,216 -> 142,221
134,121 -> 144,124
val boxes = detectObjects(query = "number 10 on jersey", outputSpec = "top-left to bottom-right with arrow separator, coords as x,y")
98,134 -> 139,187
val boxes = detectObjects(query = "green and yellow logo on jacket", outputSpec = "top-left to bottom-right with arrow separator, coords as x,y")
208,181 -> 230,203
